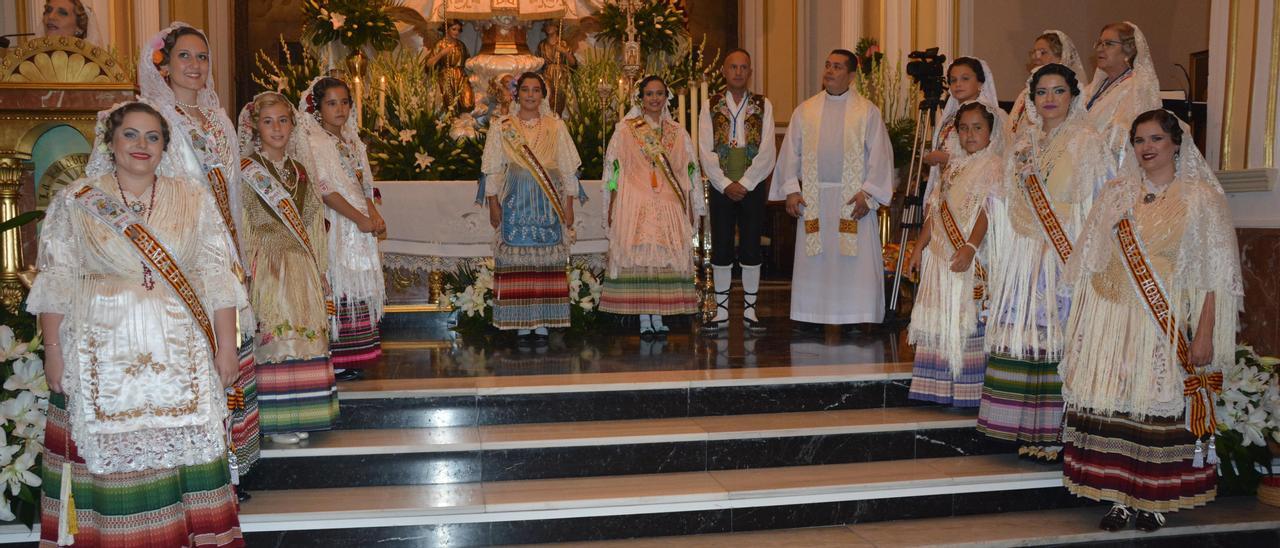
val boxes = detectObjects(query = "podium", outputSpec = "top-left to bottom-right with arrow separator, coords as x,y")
0,36 -> 134,312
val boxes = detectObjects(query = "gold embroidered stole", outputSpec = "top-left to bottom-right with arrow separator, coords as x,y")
73,185 -> 216,353
939,199 -> 987,302
628,117 -> 688,209
1113,215 -> 1220,437
798,92 -> 867,256
499,117 -> 568,224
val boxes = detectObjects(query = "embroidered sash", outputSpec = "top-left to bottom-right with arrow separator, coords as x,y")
939,199 -> 987,302
499,117 -> 568,224
628,117 -> 688,209
73,185 -> 216,353
1113,216 -> 1219,438
204,166 -> 238,253
240,158 -> 321,264
1020,172 -> 1074,265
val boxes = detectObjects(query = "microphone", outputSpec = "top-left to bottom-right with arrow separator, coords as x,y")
0,33 -> 36,48
1173,63 -> 1194,122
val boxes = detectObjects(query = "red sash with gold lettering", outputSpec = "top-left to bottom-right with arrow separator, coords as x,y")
939,200 -> 987,302
1021,173 -> 1074,265
74,185 -> 216,353
1114,216 -> 1220,438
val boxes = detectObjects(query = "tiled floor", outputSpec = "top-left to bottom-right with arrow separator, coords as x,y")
365,285 -> 915,380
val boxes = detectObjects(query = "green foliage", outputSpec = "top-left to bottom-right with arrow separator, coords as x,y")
0,211 -> 43,235
301,0 -> 401,52
1215,429 -> 1273,496
252,36 -> 323,105
595,0 -> 687,57
564,47 -> 624,180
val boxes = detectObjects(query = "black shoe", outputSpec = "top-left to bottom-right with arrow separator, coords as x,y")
237,488 -> 252,503
1135,510 -> 1165,532
791,321 -> 824,335
1099,504 -> 1133,532
743,292 -> 766,333
334,369 -> 363,381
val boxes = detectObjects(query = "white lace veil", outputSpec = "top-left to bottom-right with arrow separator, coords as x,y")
625,75 -> 676,122
1090,21 -> 1159,100
938,57 -> 999,136
136,21 -> 245,247
1120,112 -> 1223,193
1043,29 -> 1086,85
84,100 -> 188,180
297,75 -> 361,146
1022,64 -> 1090,144
950,100 -> 1008,159
236,91 -> 300,158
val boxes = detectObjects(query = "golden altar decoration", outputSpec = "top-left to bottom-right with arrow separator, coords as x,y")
0,36 -> 134,313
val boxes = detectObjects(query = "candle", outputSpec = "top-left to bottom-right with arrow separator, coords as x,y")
353,75 -> 363,128
378,76 -> 387,128
677,93 -> 686,128
689,82 -> 698,143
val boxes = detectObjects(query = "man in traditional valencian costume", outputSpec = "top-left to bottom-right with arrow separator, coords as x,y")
698,49 -> 776,333
771,49 -> 895,330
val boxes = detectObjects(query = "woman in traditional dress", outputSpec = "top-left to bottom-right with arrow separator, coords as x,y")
138,22 -> 259,497
600,75 -> 704,336
427,19 -> 474,114
1006,30 -> 1086,135
1084,21 -> 1161,166
481,72 -> 585,344
40,0 -> 93,41
906,101 -> 1005,408
1060,110 -> 1240,532
31,101 -> 245,547
977,63 -> 1113,463
237,92 -> 339,444
294,76 -> 386,380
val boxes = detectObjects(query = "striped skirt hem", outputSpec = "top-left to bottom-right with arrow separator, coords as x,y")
1063,409 -> 1217,513
976,352 -> 1063,443
229,339 -> 259,474
493,264 -> 571,329
908,331 -> 987,408
332,299 -> 381,368
257,356 -> 339,434
599,267 -> 698,316
40,394 -> 244,547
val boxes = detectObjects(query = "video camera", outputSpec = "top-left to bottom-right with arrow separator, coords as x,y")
906,48 -> 947,106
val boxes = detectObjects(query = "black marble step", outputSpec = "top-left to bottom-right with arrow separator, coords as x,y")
335,376 -> 921,429
240,485 -> 1098,547
241,424 -> 1016,490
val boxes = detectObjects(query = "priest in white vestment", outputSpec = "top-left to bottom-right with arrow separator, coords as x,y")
771,49 -> 895,326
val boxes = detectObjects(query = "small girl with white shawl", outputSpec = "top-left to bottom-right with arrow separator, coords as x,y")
922,57 -> 1009,213
907,101 -> 1005,408
294,76 -> 386,377
1058,110 -> 1240,530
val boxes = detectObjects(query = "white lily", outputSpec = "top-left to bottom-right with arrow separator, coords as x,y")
3,355 -> 49,398
0,449 -> 40,496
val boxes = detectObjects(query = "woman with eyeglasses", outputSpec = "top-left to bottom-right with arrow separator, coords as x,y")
1083,22 -> 1161,166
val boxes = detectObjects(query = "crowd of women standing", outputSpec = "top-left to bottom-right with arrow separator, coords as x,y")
905,22 -> 1242,534
25,16 -> 1243,547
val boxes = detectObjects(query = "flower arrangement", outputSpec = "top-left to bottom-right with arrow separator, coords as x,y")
1214,344 -> 1280,495
853,40 -> 918,169
301,0 -> 400,53
442,260 -> 604,336
252,37 -> 324,106
361,50 -> 486,180
595,0 -> 688,58
0,325 -> 47,527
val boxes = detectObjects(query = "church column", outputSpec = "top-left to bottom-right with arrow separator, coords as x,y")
0,154 -> 27,313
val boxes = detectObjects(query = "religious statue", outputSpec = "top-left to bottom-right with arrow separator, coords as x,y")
426,19 -> 474,113
537,21 -> 578,114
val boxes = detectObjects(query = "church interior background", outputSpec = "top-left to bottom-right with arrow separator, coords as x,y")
0,0 -> 1279,545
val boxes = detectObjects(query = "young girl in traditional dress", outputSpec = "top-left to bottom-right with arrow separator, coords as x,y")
599,75 -> 704,336
294,77 -> 386,381
237,92 -> 339,444
907,101 -> 1004,407
481,72 -> 585,344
